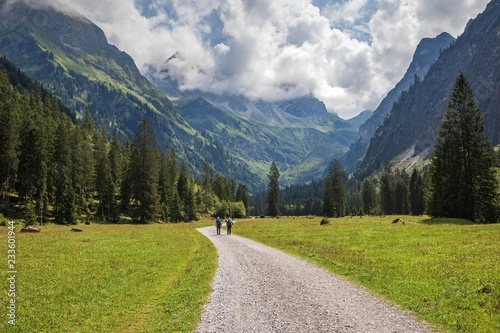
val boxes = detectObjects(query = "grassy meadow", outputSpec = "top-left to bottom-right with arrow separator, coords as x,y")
1,221 -> 216,333
1,216 -> 498,333
233,215 -> 500,333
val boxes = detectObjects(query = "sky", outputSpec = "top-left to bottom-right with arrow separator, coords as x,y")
31,0 -> 491,119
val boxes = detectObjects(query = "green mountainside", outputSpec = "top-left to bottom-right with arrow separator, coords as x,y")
0,1 -> 358,190
358,0 -> 500,177
176,96 -> 356,185
0,2 -> 260,190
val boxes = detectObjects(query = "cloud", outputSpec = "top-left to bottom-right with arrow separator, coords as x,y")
33,0 -> 490,118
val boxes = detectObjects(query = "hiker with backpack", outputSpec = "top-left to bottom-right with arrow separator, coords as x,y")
215,216 -> 222,235
226,217 -> 233,235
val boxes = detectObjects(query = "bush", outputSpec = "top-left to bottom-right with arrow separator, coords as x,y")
230,201 -> 246,218
214,201 -> 247,218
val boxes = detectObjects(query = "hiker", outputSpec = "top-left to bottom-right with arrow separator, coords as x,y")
215,216 -> 222,235
226,217 -> 233,235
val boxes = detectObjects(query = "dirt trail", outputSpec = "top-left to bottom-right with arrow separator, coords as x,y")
195,226 -> 435,333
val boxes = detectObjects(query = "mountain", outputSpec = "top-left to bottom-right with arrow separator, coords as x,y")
147,62 -> 358,186
175,95 -> 357,185
346,110 -> 373,130
0,1 -> 261,190
0,1 -> 193,145
343,32 -> 455,172
357,0 -> 500,177
0,1 -> 358,190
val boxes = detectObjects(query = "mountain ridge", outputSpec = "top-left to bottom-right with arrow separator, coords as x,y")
357,0 -> 500,177
343,32 -> 456,172
0,0 -> 357,190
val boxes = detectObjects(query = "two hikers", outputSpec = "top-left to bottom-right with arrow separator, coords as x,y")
215,216 -> 234,235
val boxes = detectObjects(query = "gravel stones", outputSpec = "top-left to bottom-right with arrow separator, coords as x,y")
196,226 -> 435,333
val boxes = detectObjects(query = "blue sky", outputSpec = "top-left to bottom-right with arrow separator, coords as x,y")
35,0 -> 491,118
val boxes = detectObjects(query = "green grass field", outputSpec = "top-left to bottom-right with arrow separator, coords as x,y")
1,216 -> 499,333
233,215 -> 500,333
1,221 -> 216,333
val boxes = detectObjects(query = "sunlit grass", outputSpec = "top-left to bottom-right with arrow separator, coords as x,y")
233,215 -> 500,333
0,222 -> 217,332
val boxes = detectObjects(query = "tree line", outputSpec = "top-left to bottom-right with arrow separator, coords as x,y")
0,57 -> 248,225
1,57 -> 497,224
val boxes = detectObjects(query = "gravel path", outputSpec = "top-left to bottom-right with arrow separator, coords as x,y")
195,226 -> 435,333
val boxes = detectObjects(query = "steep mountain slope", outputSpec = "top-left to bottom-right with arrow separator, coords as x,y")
146,52 -> 359,185
346,110 -> 373,131
177,96 -> 357,184
0,1 -> 360,189
0,1 -> 261,190
358,0 -> 500,177
343,32 -> 455,172
0,1 -> 195,144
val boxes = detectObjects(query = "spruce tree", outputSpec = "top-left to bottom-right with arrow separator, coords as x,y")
201,159 -> 214,213
394,170 -> 410,215
129,119 -> 160,223
409,169 -> 425,215
236,184 -> 249,215
362,179 -> 377,215
429,72 -> 498,223
267,162 -> 280,217
0,70 -> 20,214
177,160 -> 195,221
95,130 -> 114,219
379,163 -> 393,215
322,159 -> 346,217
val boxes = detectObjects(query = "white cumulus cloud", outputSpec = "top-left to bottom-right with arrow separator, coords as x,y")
33,0 -> 490,118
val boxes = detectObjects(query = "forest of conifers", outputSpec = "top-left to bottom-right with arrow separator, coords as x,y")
0,57 -> 249,224
1,56 -> 499,225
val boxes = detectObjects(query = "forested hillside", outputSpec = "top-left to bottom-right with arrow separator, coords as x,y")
0,1 -> 261,190
0,57 -> 248,224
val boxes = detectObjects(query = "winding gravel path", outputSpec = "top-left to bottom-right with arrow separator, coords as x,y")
195,226 -> 435,333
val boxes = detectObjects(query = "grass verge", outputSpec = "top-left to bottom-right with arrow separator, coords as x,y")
1,222 -> 217,332
233,215 -> 500,333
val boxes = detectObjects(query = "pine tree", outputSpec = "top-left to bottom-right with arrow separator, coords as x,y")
0,69 -> 20,214
429,72 -> 498,223
129,119 -> 160,223
201,159 -> 214,213
409,169 -> 425,215
236,184 -> 249,215
177,160 -> 195,221
362,179 -> 377,215
322,159 -> 346,217
267,162 -> 280,217
380,163 -> 393,215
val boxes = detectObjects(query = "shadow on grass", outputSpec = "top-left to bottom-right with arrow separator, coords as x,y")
419,218 -> 476,225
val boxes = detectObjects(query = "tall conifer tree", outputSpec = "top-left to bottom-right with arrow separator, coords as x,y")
322,159 -> 346,217
267,162 -> 280,217
362,179 -> 377,215
429,72 -> 498,223
129,119 -> 160,223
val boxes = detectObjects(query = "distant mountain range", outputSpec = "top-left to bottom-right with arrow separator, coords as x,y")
0,0 -> 498,190
357,0 -> 500,177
